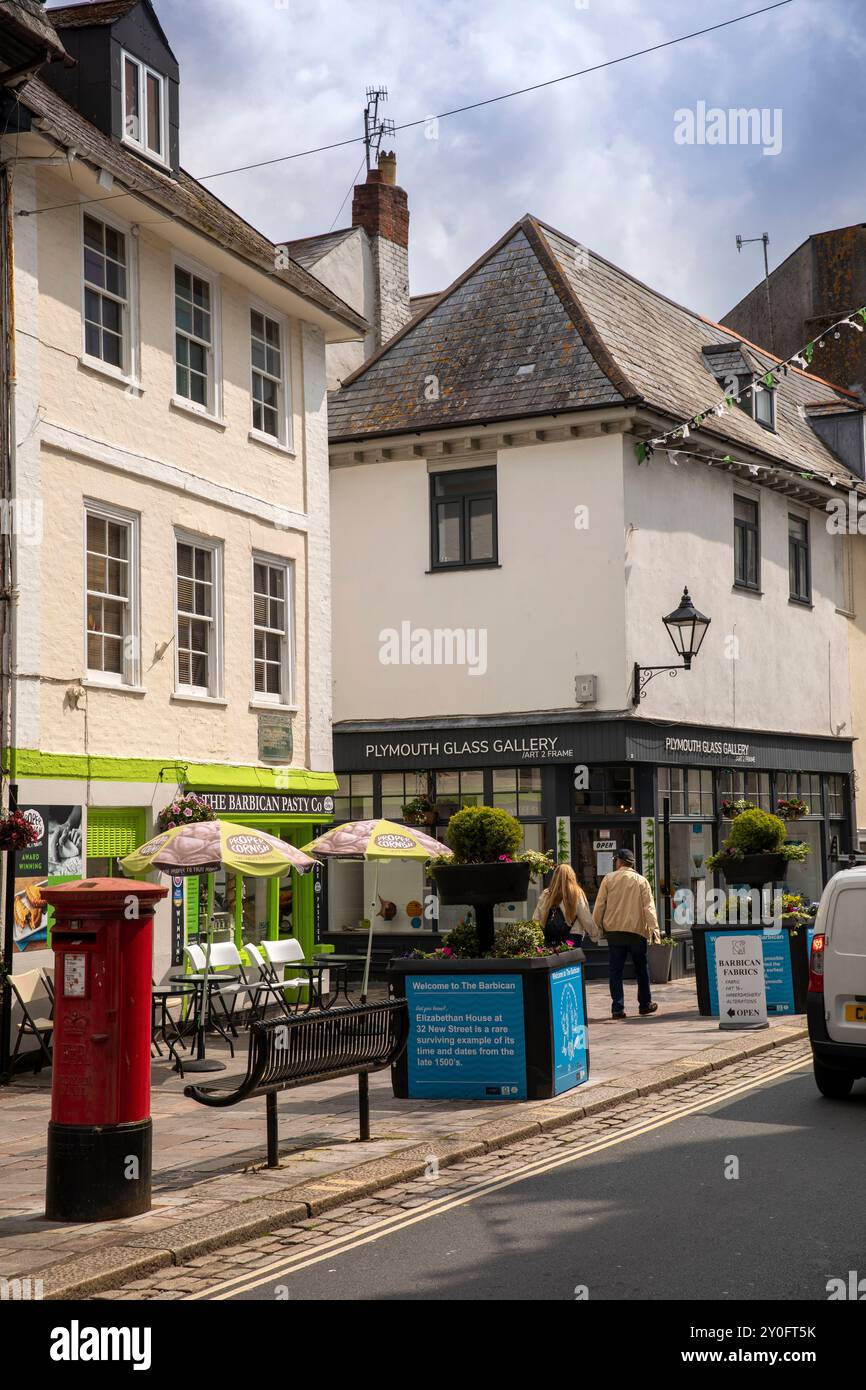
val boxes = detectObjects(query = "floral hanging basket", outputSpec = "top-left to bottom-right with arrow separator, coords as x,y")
777,797 -> 809,821
156,791 -> 217,834
0,810 -> 39,852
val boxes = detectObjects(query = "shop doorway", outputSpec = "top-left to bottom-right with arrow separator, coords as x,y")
572,824 -> 638,903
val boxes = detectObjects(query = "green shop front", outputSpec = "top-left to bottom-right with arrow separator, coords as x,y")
7,751 -> 336,981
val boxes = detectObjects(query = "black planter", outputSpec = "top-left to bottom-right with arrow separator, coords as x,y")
432,860 -> 531,906
389,948 -> 588,1101
432,861 -> 532,953
719,852 -> 786,888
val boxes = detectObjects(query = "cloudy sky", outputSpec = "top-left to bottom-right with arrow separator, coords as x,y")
111,0 -> 865,320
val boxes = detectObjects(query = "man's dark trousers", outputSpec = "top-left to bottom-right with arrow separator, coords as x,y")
608,936 -> 652,1014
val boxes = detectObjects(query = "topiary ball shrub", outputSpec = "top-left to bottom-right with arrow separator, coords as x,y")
726,808 -> 787,856
446,806 -> 522,863
493,920 -> 545,958
442,919 -> 480,958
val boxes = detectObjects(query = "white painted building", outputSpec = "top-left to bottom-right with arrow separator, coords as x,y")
0,0 -> 366,998
324,213 -> 862,948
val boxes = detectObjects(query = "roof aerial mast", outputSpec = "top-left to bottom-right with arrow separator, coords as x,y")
363,86 -> 395,171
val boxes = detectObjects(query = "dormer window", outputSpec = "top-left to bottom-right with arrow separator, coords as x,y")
121,50 -> 167,162
754,382 -> 776,430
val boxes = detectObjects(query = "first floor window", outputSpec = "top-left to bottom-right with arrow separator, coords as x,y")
251,310 -> 285,440
85,504 -> 136,681
176,536 -> 220,693
430,466 -> 497,568
657,766 -> 712,817
733,494 -> 759,589
175,266 -> 214,409
83,214 -> 128,369
253,558 -> 290,700
789,514 -> 811,603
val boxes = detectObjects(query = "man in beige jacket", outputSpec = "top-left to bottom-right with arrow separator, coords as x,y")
592,848 -> 661,1020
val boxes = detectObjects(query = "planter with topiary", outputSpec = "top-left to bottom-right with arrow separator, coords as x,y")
705,808 -> 808,888
430,805 -> 532,954
390,811 -> 588,1102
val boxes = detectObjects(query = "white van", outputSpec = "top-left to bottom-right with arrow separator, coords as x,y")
808,866 -> 866,1097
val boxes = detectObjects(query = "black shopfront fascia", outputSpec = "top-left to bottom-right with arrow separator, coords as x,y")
332,714 -> 855,881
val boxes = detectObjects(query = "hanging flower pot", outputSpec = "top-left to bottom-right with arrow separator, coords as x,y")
156,792 -> 217,834
0,810 -> 39,852
777,797 -> 809,821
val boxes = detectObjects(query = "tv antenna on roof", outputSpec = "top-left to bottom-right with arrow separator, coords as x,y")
364,86 -> 395,172
736,232 -> 775,355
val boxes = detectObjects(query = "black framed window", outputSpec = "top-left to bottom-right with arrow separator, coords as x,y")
333,774 -> 374,822
657,766 -> 712,817
755,385 -> 776,430
733,495 -> 759,589
718,769 -> 771,811
434,769 -> 484,816
430,467 -> 497,569
788,515 -> 811,603
776,771 -> 821,813
574,766 -> 634,815
492,767 -> 543,817
828,775 -> 845,819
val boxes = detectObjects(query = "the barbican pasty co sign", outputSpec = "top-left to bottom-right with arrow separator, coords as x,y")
198,791 -> 335,816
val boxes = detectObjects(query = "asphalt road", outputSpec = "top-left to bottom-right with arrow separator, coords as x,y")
224,1058 -> 866,1301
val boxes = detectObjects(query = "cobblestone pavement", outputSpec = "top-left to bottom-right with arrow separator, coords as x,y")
2,975 -> 776,1283
94,1037 -> 811,1301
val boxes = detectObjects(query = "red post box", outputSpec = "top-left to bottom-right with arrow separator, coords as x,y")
41,878 -> 167,1222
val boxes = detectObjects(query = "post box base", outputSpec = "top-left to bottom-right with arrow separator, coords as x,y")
45,1119 -> 152,1222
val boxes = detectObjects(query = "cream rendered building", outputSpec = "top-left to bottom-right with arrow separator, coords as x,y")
0,0 -> 365,980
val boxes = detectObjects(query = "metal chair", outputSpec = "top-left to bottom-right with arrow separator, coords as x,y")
180,942 -> 238,1050
9,969 -> 53,1071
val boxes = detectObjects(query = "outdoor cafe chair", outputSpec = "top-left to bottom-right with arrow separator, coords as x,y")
243,941 -> 307,1019
9,968 -> 54,1072
181,942 -> 239,1048
260,936 -> 329,1010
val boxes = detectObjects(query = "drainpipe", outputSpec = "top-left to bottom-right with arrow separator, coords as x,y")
0,161 -> 17,1082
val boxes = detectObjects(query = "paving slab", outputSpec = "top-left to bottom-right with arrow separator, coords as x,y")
0,975 -> 806,1297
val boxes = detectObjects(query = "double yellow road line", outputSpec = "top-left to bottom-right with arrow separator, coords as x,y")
189,1050 -> 810,1300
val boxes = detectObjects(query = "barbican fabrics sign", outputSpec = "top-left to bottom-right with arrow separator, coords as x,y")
664,737 -> 755,765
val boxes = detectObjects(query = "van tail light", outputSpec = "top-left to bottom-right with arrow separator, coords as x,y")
808,933 -> 826,993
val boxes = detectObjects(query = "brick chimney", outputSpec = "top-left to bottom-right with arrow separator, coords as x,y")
351,150 -> 410,348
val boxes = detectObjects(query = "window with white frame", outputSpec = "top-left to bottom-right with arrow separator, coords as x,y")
85,503 -> 138,683
250,309 -> 288,441
121,50 -> 167,161
253,557 -> 291,701
83,214 -> 128,369
176,536 -> 221,695
175,265 -> 215,410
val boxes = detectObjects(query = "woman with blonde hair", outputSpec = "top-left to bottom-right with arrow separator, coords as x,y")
533,863 -> 595,949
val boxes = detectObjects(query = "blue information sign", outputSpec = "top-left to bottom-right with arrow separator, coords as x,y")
404,974 -> 526,1100
705,929 -> 795,1015
549,964 -> 588,1095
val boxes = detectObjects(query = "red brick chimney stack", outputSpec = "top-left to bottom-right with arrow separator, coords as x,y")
351,151 -> 410,347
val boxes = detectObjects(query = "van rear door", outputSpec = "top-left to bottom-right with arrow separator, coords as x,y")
825,883 -> 866,1044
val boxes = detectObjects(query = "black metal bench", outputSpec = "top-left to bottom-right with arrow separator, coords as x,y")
184,999 -> 409,1167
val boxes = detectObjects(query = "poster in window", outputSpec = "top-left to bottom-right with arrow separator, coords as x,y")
13,805 -> 83,952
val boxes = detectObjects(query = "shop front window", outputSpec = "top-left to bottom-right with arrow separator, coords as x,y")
776,772 -> 821,816
334,773 -> 374,823
781,820 -> 823,902
719,770 -> 771,811
433,769 -> 484,817
658,766 -> 712,817
658,821 -> 714,923
828,775 -> 845,819
492,766 -> 542,816
574,766 -> 634,815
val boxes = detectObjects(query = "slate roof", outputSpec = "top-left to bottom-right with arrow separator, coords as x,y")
285,227 -> 355,271
328,213 -> 862,484
13,75 -> 368,336
0,0 -> 70,61
48,1 -> 141,27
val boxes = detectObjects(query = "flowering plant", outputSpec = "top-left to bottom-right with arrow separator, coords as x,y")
156,792 -> 217,833
721,798 -> 757,818
777,796 -> 809,820
0,810 -> 39,852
